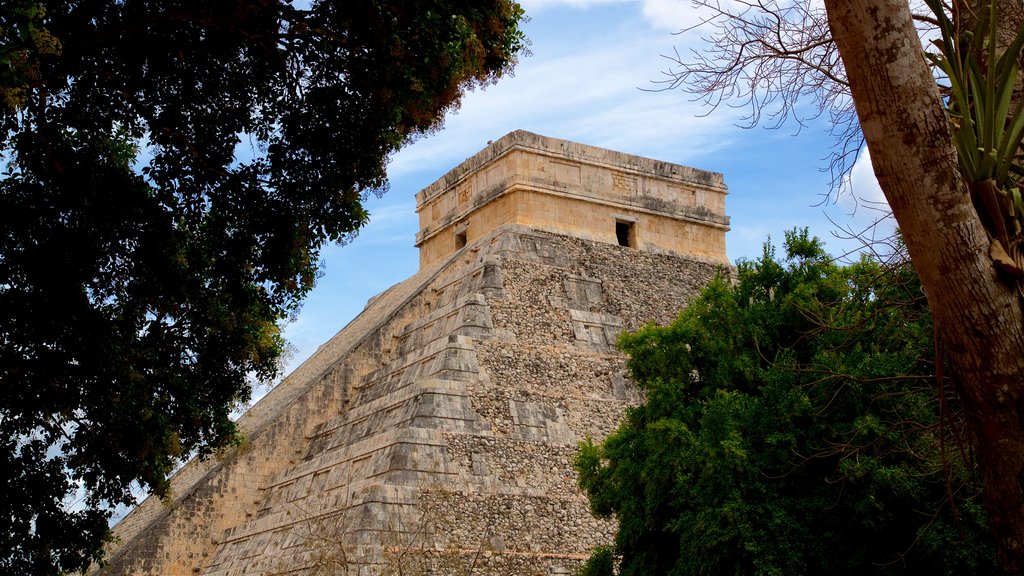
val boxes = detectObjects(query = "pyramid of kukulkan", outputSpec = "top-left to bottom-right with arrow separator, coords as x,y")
99,130 -> 730,575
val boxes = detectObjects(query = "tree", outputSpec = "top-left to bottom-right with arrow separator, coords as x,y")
0,1 -> 526,573
824,1 -> 1024,573
576,231 -> 997,575
664,1 -> 1024,571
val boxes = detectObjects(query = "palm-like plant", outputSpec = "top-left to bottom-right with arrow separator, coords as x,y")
926,0 -> 1024,278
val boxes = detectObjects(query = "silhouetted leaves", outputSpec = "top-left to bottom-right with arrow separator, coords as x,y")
0,1 -> 526,573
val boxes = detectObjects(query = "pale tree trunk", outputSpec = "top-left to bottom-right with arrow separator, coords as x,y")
824,0 -> 1024,573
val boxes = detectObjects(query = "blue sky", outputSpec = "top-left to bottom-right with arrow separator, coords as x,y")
274,0 -> 893,383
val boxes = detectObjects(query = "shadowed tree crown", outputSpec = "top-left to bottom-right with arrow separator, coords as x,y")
0,1 -> 527,573
577,231 -> 997,575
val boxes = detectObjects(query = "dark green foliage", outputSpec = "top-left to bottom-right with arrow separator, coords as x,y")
575,230 -> 997,575
577,545 -> 615,576
0,2 -> 526,573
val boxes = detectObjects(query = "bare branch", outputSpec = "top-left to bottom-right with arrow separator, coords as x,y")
655,1 -> 858,188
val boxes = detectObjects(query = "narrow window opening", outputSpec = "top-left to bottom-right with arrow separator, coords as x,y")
616,220 -> 635,248
455,230 -> 467,249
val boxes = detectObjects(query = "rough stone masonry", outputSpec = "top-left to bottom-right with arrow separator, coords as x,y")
97,130 -> 730,575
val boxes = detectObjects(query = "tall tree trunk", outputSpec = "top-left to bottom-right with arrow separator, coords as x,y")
824,1 -> 1024,573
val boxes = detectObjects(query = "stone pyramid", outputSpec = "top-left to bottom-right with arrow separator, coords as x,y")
98,131 -> 730,575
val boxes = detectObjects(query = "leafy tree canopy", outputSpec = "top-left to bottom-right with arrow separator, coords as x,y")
0,1 -> 526,573
576,230 -> 997,575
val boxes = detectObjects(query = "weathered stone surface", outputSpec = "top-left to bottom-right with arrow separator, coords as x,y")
415,130 -> 729,269
97,132 -> 728,575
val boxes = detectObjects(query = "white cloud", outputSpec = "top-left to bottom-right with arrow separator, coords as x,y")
642,0 -> 706,32
641,0 -> 753,34
387,12 -> 743,180
843,147 -> 889,215
362,200 -> 417,229
827,147 -> 897,251
521,0 -> 631,13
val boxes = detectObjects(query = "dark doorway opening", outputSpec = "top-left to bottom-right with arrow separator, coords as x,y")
455,229 -> 467,249
616,221 -> 635,248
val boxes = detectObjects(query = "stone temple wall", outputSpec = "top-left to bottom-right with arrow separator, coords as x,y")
98,225 -> 724,575
415,131 -> 729,269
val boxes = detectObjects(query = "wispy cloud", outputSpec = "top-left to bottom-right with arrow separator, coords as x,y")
642,0 -> 708,32
362,199 -> 418,230
838,148 -> 891,220
388,7 -> 741,180
831,147 -> 896,253
641,0 -> 760,34
521,0 -> 633,13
